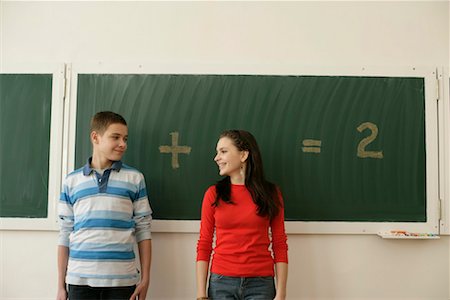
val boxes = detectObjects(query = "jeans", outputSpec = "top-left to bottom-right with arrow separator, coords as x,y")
68,284 -> 136,300
208,273 -> 275,300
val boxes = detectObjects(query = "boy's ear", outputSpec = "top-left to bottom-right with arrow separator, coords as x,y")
91,131 -> 99,144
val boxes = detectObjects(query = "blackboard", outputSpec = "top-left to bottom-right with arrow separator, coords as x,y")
75,74 -> 426,222
0,74 -> 52,218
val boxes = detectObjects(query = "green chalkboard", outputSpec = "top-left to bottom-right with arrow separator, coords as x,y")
75,74 -> 426,222
0,74 -> 52,218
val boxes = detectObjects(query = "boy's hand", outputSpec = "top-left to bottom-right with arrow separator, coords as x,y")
56,287 -> 67,300
129,279 -> 149,300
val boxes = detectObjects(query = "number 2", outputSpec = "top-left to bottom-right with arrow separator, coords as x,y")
357,122 -> 383,159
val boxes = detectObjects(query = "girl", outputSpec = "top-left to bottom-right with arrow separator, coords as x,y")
196,130 -> 288,300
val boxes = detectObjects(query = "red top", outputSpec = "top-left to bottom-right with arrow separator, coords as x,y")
196,184 -> 288,277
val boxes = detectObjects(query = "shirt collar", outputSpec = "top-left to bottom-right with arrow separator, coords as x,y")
82,157 -> 123,176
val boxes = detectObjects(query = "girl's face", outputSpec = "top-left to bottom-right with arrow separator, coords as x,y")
214,137 -> 248,179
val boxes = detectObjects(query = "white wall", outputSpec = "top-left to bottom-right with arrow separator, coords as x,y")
448,3 -> 450,298
1,1 -> 449,300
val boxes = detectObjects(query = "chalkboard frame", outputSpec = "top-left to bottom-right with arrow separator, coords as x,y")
0,63 -> 66,230
64,63 -> 440,234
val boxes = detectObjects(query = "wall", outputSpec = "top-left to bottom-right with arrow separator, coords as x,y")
0,1 -> 449,299
448,3 -> 450,299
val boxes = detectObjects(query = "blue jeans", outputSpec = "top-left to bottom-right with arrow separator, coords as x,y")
208,273 -> 275,300
68,284 -> 136,300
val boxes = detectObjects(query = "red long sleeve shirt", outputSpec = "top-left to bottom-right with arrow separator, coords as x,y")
196,184 -> 288,277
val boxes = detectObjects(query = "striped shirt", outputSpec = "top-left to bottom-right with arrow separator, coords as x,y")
58,159 -> 152,287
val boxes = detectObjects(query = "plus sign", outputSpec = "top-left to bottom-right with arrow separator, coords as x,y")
159,132 -> 192,169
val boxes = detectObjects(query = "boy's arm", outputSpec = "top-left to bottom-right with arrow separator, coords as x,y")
130,173 -> 153,299
57,180 -> 74,300
138,239 -> 152,283
57,246 -> 69,300
130,239 -> 152,300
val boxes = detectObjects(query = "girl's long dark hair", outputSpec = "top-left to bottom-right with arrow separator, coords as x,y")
213,130 -> 281,220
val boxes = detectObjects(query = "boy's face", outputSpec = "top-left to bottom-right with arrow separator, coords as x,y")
91,123 -> 128,162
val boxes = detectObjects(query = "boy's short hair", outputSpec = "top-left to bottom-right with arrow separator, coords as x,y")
90,111 -> 127,134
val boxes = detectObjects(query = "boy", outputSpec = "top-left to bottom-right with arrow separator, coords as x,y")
57,111 -> 152,300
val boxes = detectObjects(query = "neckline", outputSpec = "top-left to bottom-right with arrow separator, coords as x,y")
231,183 -> 246,187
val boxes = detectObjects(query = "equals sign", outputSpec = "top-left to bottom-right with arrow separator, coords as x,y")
302,139 -> 322,153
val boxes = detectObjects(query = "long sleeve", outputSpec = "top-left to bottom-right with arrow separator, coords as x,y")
196,186 -> 216,262
134,173 -> 152,242
60,164 -> 150,287
58,180 -> 74,247
197,184 -> 285,276
271,192 -> 288,263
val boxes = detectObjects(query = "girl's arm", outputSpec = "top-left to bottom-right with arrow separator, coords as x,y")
274,262 -> 288,300
271,189 -> 288,300
196,187 -> 216,299
196,260 -> 209,298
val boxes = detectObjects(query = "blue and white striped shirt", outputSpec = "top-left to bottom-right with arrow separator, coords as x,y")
58,159 -> 152,287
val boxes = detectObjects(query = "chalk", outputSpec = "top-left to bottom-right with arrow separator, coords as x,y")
377,231 -> 440,239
